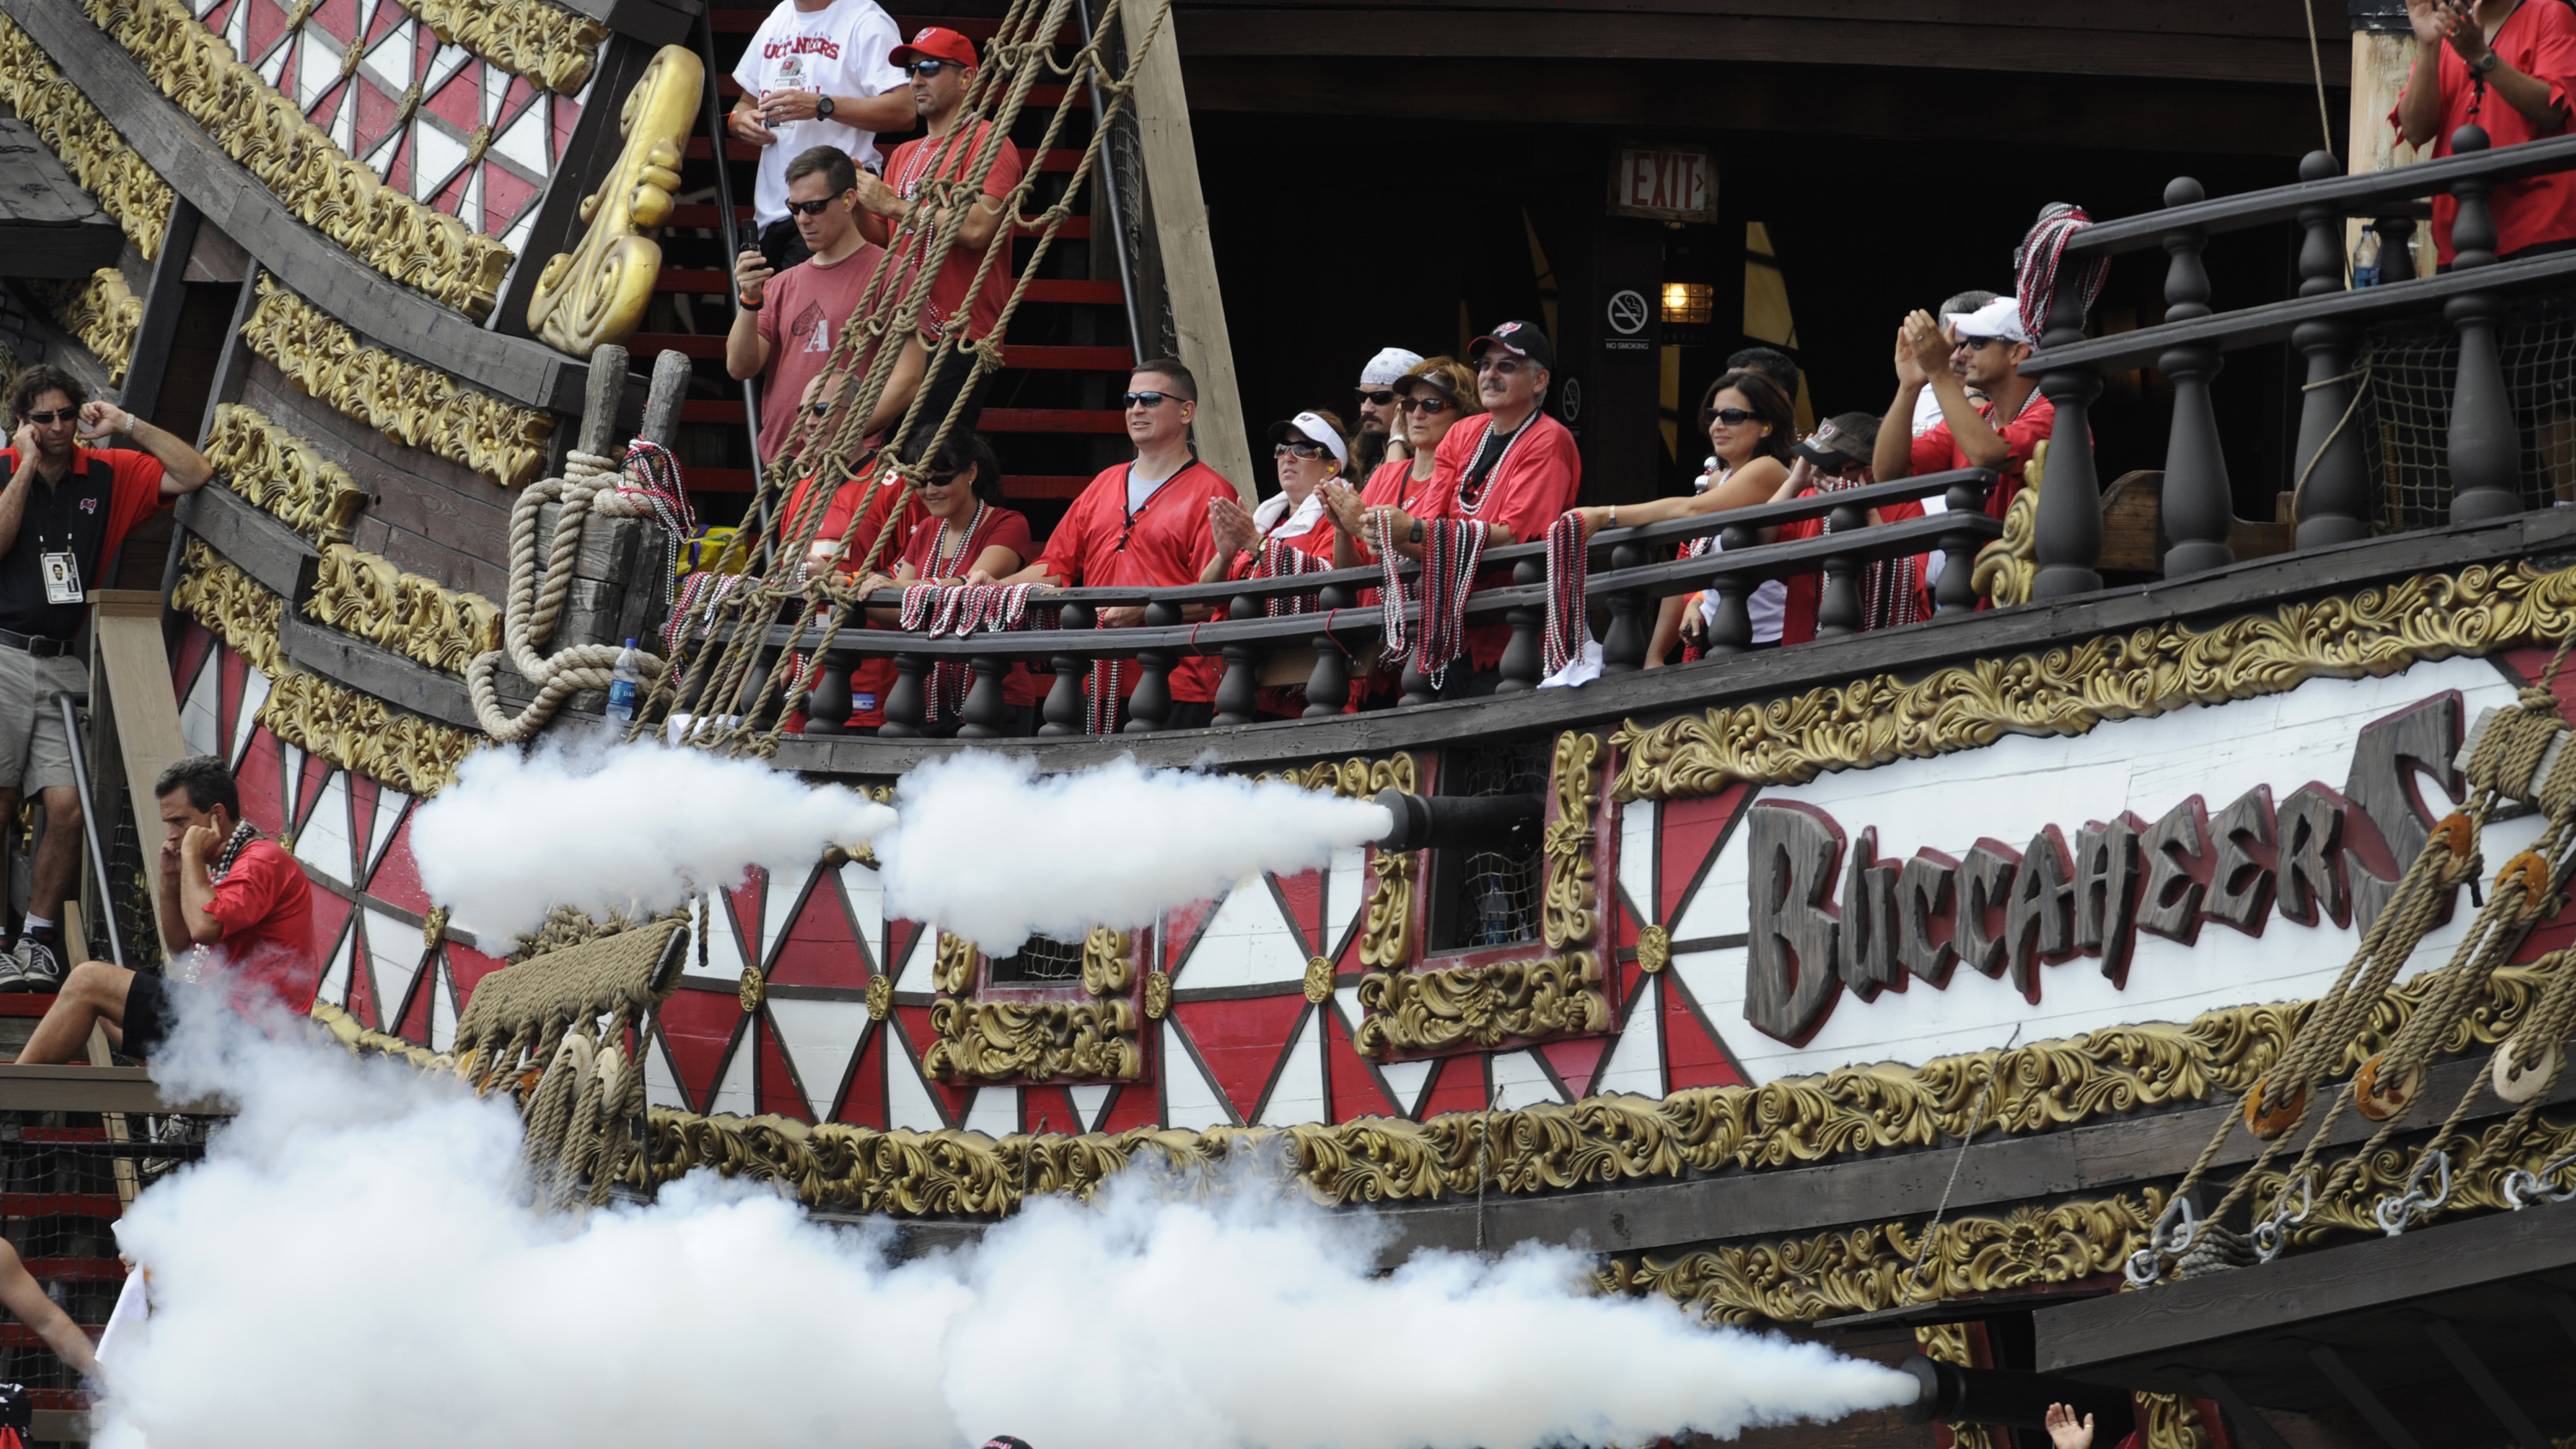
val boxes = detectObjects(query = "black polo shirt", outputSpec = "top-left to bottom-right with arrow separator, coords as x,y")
0,446 -> 165,641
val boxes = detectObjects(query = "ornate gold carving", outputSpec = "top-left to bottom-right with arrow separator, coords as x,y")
2141,1394 -> 2213,1449
241,277 -> 554,489
1542,731 -> 1604,950
1971,439 -> 2045,608
307,542 -> 501,676
932,931 -> 978,996
1358,849 -> 1413,971
1144,970 -> 1170,1020
1080,926 -> 1134,997
86,0 -> 510,316
0,15 -> 175,258
202,404 -> 368,546
926,928 -> 1145,1084
1258,752 -> 1418,799
422,906 -> 449,949
865,975 -> 892,1022
1636,924 -> 1670,975
527,45 -> 702,355
257,668 -> 481,797
738,963 -> 765,1014
407,0 -> 607,94
37,268 -> 141,384
1353,952 -> 1609,1058
1303,955 -> 1335,1004
171,537 -> 286,677
1613,559 -> 2576,803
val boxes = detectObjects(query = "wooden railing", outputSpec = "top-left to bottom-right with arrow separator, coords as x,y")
744,470 -> 1999,735
2026,129 -> 2576,597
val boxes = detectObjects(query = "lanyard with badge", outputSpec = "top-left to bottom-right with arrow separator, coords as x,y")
35,520 -> 80,605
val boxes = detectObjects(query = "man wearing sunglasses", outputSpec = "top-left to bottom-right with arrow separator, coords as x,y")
975,361 -> 1239,728
853,27 -> 1024,461
727,146 -> 908,470
1351,347 -> 1423,479
1872,294 -> 2053,522
730,0 -> 912,273
0,366 -> 211,991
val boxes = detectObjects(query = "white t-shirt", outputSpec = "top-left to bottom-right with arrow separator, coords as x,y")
730,0 -> 908,227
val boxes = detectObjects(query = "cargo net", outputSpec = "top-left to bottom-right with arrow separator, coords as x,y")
0,1107 -> 220,1440
990,935 -> 1084,983
2357,294 -> 2576,532
1437,743 -> 1549,950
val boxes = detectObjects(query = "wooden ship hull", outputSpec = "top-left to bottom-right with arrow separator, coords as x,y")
3,2 -> 2576,1448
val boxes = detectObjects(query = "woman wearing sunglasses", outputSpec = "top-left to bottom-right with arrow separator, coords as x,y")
1321,356 -> 1482,569
1200,409 -> 1350,581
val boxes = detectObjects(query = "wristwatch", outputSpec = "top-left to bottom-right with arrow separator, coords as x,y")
2474,49 -> 2501,75
816,94 -> 836,119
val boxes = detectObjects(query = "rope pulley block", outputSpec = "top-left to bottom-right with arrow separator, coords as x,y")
2243,1076 -> 2309,1139
2428,810 -> 2477,861
2458,699 -> 2572,809
2351,1050 -> 2423,1121
2492,1032 -> 2559,1103
2495,848 -> 2555,918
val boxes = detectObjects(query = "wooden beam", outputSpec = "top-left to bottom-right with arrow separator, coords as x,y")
550,0 -> 696,47
172,484 -> 317,601
1121,0 -> 1255,501
0,1063 -> 222,1113
279,614 -> 481,731
91,591 -> 186,952
115,197 -> 201,427
0,117 -> 124,278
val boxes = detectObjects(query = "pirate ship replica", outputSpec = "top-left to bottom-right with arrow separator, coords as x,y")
2,0 -> 2575,1446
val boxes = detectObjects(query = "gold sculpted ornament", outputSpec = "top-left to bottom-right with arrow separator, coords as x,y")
172,540 -> 286,676
1637,924 -> 1671,974
527,45 -> 702,355
1303,956 -> 1334,1004
738,963 -> 765,1014
865,975 -> 892,1022
1970,440 -> 2045,608
257,670 -> 480,796
925,928 -> 1145,1083
1144,970 -> 1171,1020
406,0 -> 607,94
37,269 -> 140,384
200,405 -> 367,547
308,543 -> 502,676
0,15 -> 174,259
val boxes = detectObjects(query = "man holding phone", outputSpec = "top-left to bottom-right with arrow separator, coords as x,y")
729,0 -> 914,271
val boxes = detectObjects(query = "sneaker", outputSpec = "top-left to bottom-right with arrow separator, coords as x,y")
0,946 -> 22,993
15,935 -> 62,993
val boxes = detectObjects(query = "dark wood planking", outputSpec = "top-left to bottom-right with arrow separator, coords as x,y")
279,614 -> 479,730
115,200 -> 201,427
1173,0 -> 2355,41
172,484 -> 315,599
0,117 -> 125,277
0,0 -> 591,415
487,35 -> 659,343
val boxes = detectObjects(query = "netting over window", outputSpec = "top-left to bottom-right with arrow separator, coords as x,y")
990,936 -> 1085,984
1435,743 -> 1550,951
2357,293 -> 2576,532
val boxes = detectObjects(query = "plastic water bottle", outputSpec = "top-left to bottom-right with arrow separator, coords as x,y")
2353,226 -> 2381,288
606,638 -> 641,724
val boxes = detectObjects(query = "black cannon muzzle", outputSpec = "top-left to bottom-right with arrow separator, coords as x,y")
1898,1355 -> 2136,1438
1371,788 -> 1546,854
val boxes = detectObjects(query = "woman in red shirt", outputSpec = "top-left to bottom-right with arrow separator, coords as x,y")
850,431 -> 1042,735
1327,356 -> 1482,568
1201,409 -> 1350,579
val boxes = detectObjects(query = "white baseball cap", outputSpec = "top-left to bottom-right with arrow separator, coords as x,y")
1359,348 -> 1425,387
1943,296 -> 2032,347
1267,410 -> 1348,468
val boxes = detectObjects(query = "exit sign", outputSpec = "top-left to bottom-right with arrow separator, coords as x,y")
1610,146 -> 1716,222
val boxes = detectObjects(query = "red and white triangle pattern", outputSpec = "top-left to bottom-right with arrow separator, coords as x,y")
184,0 -> 587,253
174,626 -> 1755,1135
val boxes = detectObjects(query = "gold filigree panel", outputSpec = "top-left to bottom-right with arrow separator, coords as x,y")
408,0 -> 607,94
37,268 -> 140,384
526,45 -> 701,355
86,0 -> 510,317
242,277 -> 554,489
202,403 -> 368,546
258,668 -> 479,797
1614,559 -> 2576,803
308,542 -> 501,676
923,928 -> 1146,1086
0,15 -> 174,259
1970,439 -> 2044,608
172,537 -> 285,676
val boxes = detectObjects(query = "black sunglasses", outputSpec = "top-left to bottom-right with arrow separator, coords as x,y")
1274,441 -> 1330,460
904,59 -> 957,77
1476,355 -> 1527,375
1702,407 -> 1759,427
920,469 -> 963,487
1953,335 -> 2003,352
1354,388 -> 1396,407
785,195 -> 848,217
1399,396 -> 1450,415
1123,391 -> 1180,409
17,408 -> 74,425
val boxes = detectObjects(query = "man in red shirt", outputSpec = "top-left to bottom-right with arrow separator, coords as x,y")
0,367 -> 210,992
1359,320 -> 1582,686
854,27 -> 1025,460
976,359 -> 1239,728
2396,0 -> 2576,265
1872,295 -> 2054,520
17,755 -> 317,1063
726,146 -> 911,471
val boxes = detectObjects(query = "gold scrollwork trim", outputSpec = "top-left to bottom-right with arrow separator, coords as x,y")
1256,752 -> 1419,799
527,44 -> 702,355
1542,731 -> 1604,950
407,0 -> 607,94
1353,952 -> 1608,1058
922,995 -> 1143,1083
86,0 -> 510,317
257,667 -> 481,797
172,537 -> 286,677
202,403 -> 368,547
1261,753 -> 1419,973
0,15 -> 174,259
307,542 -> 501,676
242,277 -> 555,489
1614,558 -> 2576,803
37,268 -> 141,384
1971,439 -> 2045,609
1636,924 -> 1670,975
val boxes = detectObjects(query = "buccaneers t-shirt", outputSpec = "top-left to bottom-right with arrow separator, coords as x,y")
199,836 -> 319,1013
884,118 -> 1026,343
727,0 -> 907,227
754,243 -> 889,465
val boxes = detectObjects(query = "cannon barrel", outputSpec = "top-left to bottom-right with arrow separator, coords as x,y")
1371,788 -> 1546,854
1897,1355 -> 2136,1437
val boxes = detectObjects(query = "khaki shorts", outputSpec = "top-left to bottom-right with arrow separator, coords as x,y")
0,647 -> 86,794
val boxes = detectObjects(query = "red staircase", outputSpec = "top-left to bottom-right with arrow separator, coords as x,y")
637,6 -> 1139,524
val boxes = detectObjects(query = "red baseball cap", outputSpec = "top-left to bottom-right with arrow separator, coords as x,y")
891,27 -> 977,69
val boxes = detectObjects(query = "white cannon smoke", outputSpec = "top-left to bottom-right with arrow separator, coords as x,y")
413,745 -> 1392,955
412,737 -> 898,941
94,1004 -> 1918,1449
877,752 -> 1394,953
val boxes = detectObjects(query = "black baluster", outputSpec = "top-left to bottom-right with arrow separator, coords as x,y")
1121,599 -> 1178,733
800,641 -> 856,735
2293,150 -> 2372,548
2376,215 -> 2419,283
1814,502 -> 1866,637
1038,601 -> 1091,736
1213,591 -> 1261,726
2445,125 -> 2523,524
1704,583 -> 1753,658
957,657 -> 1010,738
1937,477 -> 1990,613
1496,555 -> 1546,691
1600,541 -> 1649,672
2158,177 -> 2234,577
1304,583 -> 1353,718
878,654 -> 927,737
2032,275 -> 2105,597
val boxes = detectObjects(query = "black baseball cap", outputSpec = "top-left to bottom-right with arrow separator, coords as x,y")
1794,411 -> 1880,471
1468,320 -> 1555,373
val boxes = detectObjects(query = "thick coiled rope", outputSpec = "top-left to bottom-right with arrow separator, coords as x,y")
466,448 -> 670,742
